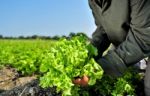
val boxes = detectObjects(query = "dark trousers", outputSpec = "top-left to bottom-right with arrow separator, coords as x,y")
145,58 -> 150,96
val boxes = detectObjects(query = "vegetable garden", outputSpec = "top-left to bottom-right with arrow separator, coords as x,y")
0,35 -> 144,96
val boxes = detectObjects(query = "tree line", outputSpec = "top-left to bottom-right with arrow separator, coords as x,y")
0,32 -> 88,40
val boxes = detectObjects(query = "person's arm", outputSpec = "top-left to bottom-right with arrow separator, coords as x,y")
91,26 -> 110,60
89,0 -> 110,60
98,0 -> 150,77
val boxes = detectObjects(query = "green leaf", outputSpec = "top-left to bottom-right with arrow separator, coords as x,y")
87,44 -> 98,56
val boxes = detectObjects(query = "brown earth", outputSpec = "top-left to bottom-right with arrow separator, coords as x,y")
0,66 -> 36,91
0,66 -> 60,96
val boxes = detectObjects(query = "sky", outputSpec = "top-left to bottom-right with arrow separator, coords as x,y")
0,0 -> 96,37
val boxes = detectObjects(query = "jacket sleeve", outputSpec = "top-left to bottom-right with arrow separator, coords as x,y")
104,0 -> 150,66
89,0 -> 110,59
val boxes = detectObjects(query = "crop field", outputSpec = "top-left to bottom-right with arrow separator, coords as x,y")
0,39 -> 57,74
0,37 -> 144,96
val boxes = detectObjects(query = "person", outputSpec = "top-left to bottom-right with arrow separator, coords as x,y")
73,0 -> 150,95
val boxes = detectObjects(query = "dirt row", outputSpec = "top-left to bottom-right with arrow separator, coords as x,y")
0,66 -> 60,96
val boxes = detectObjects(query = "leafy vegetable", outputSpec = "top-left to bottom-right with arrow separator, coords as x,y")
39,35 -> 103,96
0,36 -> 143,96
93,67 -> 142,96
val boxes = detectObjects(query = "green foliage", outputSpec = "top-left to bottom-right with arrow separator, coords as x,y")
39,35 -> 103,96
0,39 -> 56,75
0,36 -> 143,96
93,67 -> 142,96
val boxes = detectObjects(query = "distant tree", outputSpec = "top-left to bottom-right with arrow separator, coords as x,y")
18,36 -> 25,39
39,36 -> 50,40
0,35 -> 3,39
69,32 -> 76,38
4,36 -> 13,39
52,35 -> 60,40
25,36 -> 31,39
62,35 -> 67,39
31,35 -> 39,39
76,32 -> 88,38
45,36 -> 52,40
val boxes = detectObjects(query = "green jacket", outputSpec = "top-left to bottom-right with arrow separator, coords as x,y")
89,0 -> 150,67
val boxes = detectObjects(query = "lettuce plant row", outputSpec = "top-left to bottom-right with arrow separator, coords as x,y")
0,37 -> 142,96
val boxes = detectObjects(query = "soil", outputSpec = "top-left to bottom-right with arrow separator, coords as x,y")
0,66 -> 60,96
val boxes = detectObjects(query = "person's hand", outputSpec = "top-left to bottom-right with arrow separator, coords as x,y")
72,75 -> 89,87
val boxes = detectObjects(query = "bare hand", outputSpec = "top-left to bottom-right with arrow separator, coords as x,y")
72,75 -> 89,86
